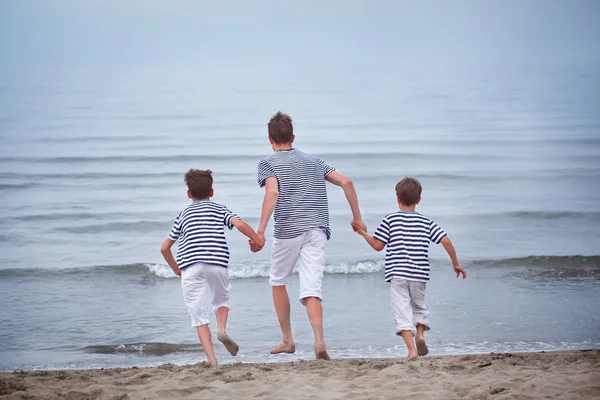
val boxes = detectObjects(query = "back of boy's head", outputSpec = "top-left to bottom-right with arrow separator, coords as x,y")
185,169 -> 213,199
268,111 -> 294,144
395,177 -> 422,206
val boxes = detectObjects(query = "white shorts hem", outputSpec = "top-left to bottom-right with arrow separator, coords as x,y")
212,303 -> 230,312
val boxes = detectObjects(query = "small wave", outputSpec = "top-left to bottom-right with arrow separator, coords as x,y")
55,220 -> 171,234
505,211 -> 600,220
0,151 -> 503,165
144,263 -> 178,278
141,260 -> 386,280
0,183 -> 38,190
0,171 -> 254,181
9,212 -> 165,223
471,255 -> 600,268
0,154 -> 263,164
1,256 -> 598,280
84,342 -> 203,355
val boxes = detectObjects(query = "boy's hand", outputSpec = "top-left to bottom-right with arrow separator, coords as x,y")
249,233 -> 266,252
351,222 -> 367,236
351,219 -> 367,233
453,264 -> 466,279
174,269 -> 182,277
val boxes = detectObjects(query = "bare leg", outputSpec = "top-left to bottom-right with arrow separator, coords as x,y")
215,306 -> 239,356
305,296 -> 330,360
216,306 -> 229,333
270,286 -> 296,354
196,324 -> 218,366
415,324 -> 428,356
399,330 -> 418,361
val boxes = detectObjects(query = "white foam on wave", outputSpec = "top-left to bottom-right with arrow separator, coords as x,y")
144,263 -> 178,278
143,260 -> 385,279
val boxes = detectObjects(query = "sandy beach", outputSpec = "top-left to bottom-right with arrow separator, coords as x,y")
1,350 -> 598,399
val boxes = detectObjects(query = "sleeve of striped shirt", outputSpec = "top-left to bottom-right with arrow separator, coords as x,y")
373,216 -> 391,244
222,206 -> 239,230
168,214 -> 182,241
257,160 -> 276,188
429,220 -> 447,244
317,158 -> 336,177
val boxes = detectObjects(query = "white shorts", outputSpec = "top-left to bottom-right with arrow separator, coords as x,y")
180,262 -> 231,327
390,278 -> 430,335
270,229 -> 327,305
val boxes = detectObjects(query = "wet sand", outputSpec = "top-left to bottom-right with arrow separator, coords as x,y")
1,350 -> 599,399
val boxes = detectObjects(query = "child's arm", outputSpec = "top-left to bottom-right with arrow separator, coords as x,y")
160,238 -> 181,277
351,222 -> 386,252
232,218 -> 265,249
326,171 -> 366,231
255,176 -> 278,245
440,236 -> 466,279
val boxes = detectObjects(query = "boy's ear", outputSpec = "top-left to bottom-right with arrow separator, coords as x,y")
290,135 -> 295,144
396,195 -> 402,206
416,195 -> 421,205
268,136 -> 274,144
209,188 -> 214,198
187,190 -> 192,199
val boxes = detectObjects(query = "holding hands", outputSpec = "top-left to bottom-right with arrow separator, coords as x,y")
351,219 -> 367,236
249,233 -> 266,253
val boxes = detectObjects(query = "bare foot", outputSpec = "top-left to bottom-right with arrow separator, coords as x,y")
314,343 -> 331,360
206,358 -> 219,368
416,337 -> 429,356
270,341 -> 296,355
217,332 -> 239,356
406,350 -> 418,361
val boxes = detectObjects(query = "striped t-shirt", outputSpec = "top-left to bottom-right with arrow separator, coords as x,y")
168,200 -> 238,269
373,211 -> 447,282
257,148 -> 335,240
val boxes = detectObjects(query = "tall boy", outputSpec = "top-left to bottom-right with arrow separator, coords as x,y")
251,111 -> 365,360
352,177 -> 466,361
160,169 -> 264,366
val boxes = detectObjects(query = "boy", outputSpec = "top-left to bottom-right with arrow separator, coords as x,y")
352,177 -> 466,361
250,111 -> 365,360
160,169 -> 265,366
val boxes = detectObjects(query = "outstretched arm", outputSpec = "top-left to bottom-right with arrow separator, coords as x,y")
232,218 -> 265,249
326,171 -> 365,230
351,222 -> 385,252
440,236 -> 466,279
160,238 -> 181,277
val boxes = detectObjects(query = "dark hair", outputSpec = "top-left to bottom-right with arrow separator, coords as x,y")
268,111 -> 294,144
395,177 -> 422,206
185,169 -> 213,199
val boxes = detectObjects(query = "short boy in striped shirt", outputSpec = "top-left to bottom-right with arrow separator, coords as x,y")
160,169 -> 264,366
352,177 -> 466,361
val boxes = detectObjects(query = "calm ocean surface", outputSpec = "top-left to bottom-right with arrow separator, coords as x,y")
0,64 -> 599,370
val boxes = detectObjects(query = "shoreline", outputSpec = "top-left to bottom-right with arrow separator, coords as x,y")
1,350 -> 599,399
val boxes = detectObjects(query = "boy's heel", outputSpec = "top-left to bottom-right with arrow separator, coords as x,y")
217,332 -> 239,356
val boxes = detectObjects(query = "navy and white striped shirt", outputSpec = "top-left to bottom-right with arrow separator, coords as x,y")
373,211 -> 447,282
257,148 -> 335,240
168,200 -> 238,269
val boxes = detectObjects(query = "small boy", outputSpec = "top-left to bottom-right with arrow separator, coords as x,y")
352,177 -> 466,361
160,169 -> 264,366
251,111 -> 365,360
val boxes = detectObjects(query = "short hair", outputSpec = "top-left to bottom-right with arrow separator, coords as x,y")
185,169 -> 213,199
268,111 -> 294,144
395,177 -> 422,206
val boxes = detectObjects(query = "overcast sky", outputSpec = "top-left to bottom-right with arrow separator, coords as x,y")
1,0 -> 598,68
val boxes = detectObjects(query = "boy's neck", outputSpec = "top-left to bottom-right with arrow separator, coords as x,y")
272,143 -> 293,152
192,197 -> 210,202
399,204 -> 417,212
